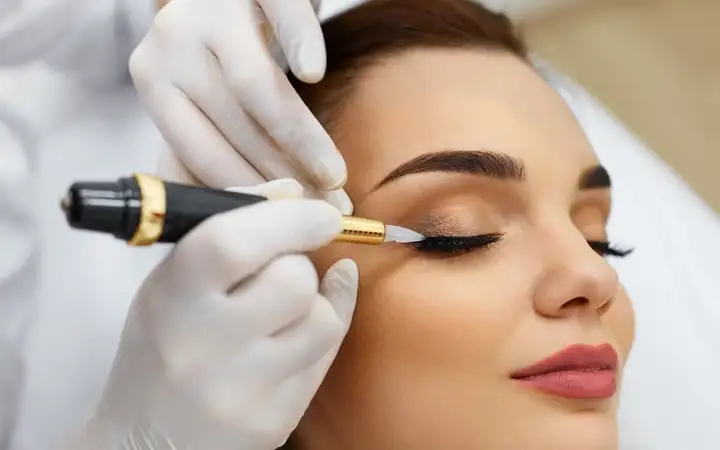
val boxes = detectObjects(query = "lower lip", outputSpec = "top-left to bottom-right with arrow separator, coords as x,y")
513,369 -> 617,399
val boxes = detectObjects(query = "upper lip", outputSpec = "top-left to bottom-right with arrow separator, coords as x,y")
510,343 -> 619,379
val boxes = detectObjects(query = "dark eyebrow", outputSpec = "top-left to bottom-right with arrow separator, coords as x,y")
579,165 -> 612,190
374,150 -> 526,189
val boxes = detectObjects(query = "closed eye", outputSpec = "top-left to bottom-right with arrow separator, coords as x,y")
414,235 -> 633,259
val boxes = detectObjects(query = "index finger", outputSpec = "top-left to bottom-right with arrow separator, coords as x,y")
210,24 -> 347,191
172,198 -> 343,290
258,0 -> 326,82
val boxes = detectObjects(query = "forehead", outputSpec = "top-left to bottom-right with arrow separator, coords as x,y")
331,48 -> 599,198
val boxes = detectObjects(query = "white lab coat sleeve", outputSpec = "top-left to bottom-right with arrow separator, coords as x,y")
0,0 -> 155,89
0,104 -> 40,449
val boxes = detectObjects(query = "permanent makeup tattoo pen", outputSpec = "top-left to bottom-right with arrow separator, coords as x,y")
60,173 -> 424,247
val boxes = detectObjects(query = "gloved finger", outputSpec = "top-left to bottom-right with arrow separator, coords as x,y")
178,51 -> 305,187
173,198 -> 342,291
267,319 -> 350,421
267,259 -> 359,400
314,187 -> 353,215
157,147 -> 205,185
258,0 -> 326,82
309,0 -> 322,14
175,46 -> 352,213
225,254 -> 318,335
240,258 -> 357,381
267,353 -> 335,432
255,372 -> 321,442
319,258 -> 359,328
140,85 -> 265,188
158,255 -> 320,372
226,178 -> 305,200
209,21 -> 348,192
265,295 -> 345,379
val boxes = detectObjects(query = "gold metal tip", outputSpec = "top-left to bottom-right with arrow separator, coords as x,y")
335,217 -> 386,245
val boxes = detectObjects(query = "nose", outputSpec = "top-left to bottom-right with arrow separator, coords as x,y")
532,234 -> 620,319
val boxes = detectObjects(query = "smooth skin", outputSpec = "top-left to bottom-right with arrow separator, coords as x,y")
297,48 -> 636,450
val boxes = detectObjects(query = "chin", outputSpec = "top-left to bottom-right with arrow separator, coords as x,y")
544,411 -> 619,450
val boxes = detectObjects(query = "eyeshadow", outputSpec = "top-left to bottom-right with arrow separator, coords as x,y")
413,215 -> 469,236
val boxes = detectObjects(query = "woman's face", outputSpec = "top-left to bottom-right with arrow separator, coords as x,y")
300,48 -> 635,450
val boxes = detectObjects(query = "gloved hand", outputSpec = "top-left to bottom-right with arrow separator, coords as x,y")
65,179 -> 358,450
129,0 -> 353,214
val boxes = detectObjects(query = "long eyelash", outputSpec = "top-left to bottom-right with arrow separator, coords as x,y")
414,233 -> 503,254
587,240 -> 633,258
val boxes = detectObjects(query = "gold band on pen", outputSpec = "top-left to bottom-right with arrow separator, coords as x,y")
129,173 -> 167,246
336,217 -> 386,245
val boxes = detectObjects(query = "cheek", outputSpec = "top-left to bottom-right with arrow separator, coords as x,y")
340,253 -> 531,378
308,250 -> 545,445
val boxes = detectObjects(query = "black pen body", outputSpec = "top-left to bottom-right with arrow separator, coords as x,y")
62,174 -> 266,245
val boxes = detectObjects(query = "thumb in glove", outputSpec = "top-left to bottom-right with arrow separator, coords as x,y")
264,259 -> 359,450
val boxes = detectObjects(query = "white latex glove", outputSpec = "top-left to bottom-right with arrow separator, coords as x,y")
129,0 -> 353,214
65,179 -> 358,450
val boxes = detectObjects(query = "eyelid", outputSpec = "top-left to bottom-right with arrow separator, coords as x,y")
414,212 -> 493,238
414,215 -> 464,236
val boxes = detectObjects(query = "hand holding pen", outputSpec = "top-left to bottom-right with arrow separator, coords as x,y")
61,177 -> 424,449
64,179 -> 359,449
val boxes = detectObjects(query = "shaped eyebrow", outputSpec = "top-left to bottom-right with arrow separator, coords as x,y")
373,150 -> 526,190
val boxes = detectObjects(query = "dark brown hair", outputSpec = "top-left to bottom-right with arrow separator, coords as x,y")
288,0 -> 527,132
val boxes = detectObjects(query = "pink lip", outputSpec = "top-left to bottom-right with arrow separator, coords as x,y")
510,343 -> 619,399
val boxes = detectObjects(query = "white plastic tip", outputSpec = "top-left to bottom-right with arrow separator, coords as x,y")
384,225 -> 425,243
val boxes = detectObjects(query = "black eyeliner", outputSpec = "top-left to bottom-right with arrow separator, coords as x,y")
414,233 -> 503,253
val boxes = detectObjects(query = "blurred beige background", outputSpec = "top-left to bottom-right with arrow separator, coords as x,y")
517,0 -> 720,212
